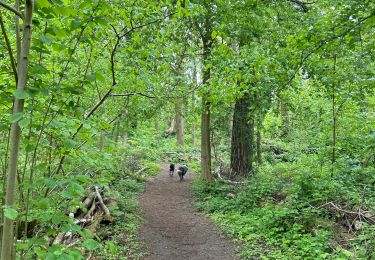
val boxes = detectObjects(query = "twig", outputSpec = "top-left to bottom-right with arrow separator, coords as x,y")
0,1 -> 23,19
317,202 -> 375,223
0,12 -> 17,82
110,92 -> 156,98
135,167 -> 148,175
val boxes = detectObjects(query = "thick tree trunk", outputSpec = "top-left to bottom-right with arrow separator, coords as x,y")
230,93 -> 254,177
175,101 -> 184,146
1,1 -> 34,259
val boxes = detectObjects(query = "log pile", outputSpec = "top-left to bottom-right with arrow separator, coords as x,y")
51,186 -> 115,246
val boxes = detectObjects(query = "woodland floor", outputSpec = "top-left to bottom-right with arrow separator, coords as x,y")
138,164 -> 239,260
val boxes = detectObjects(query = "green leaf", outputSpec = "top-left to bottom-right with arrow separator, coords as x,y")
19,118 -> 31,128
94,72 -> 105,82
37,198 -> 50,209
40,35 -> 54,45
83,239 -> 101,251
4,207 -> 18,220
14,90 -> 30,99
86,74 -> 96,82
32,64 -> 49,74
38,0 -> 51,8
10,112 -> 24,123
80,229 -> 94,239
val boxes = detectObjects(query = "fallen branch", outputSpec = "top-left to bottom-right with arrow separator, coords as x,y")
94,186 -> 110,217
136,167 -> 148,175
52,185 -> 115,246
317,202 -> 375,224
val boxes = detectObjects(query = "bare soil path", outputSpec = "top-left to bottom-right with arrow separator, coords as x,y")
139,164 -> 239,260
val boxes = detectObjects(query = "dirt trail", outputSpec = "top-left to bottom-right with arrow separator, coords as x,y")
139,164 -> 239,260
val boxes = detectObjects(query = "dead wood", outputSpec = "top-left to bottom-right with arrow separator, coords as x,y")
317,202 -> 375,224
82,192 -> 96,209
95,186 -> 111,217
136,167 -> 148,175
84,199 -> 97,218
52,185 -> 116,246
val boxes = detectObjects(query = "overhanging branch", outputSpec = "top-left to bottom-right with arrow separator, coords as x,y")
110,92 -> 156,99
0,1 -> 24,19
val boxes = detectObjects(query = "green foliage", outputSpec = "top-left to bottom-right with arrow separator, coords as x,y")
192,158 -> 375,259
0,0 -> 374,258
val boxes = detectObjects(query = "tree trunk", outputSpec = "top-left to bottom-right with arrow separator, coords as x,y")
280,100 -> 289,138
175,101 -> 184,146
99,133 -> 105,151
230,93 -> 254,178
200,34 -> 213,182
154,118 -> 159,144
201,96 -> 212,182
1,1 -> 34,259
256,127 -> 263,165
192,61 -> 198,147
332,54 -> 337,169
192,123 -> 196,147
114,120 -> 120,143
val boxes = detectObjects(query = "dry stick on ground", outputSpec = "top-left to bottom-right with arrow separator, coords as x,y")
94,186 -> 110,217
136,167 -> 148,175
317,202 -> 375,224
52,187 -> 111,245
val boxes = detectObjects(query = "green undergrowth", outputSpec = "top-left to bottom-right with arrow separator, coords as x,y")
192,161 -> 375,260
94,162 -> 160,260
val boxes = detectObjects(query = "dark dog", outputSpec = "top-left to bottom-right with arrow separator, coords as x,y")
176,165 -> 188,181
169,163 -> 175,177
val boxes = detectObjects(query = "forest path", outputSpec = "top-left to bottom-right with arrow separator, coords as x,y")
138,163 -> 239,260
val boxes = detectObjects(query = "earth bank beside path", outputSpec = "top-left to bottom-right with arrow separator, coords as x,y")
138,164 -> 239,260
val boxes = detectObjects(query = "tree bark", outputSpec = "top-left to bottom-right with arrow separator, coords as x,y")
200,40 -> 213,182
99,133 -> 105,151
1,1 -> 34,259
175,101 -> 184,146
256,127 -> 263,165
280,99 -> 289,138
201,96 -> 212,182
199,13 -> 213,182
331,55 -> 337,175
230,92 -> 254,177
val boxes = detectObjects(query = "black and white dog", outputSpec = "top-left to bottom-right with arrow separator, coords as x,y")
176,165 -> 188,181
